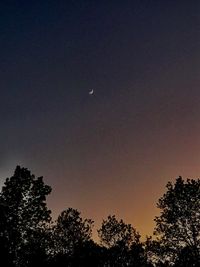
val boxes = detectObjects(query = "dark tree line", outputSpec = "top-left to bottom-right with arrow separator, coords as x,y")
0,166 -> 200,266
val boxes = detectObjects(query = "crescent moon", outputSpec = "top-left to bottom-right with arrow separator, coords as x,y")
89,89 -> 94,95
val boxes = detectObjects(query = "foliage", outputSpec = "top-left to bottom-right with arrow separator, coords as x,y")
98,215 -> 150,266
98,215 -> 140,248
174,245 -> 199,267
53,208 -> 94,257
1,167 -> 200,266
153,176 -> 200,265
0,166 -> 52,267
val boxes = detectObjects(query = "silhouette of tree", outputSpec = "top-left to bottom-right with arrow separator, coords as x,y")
145,236 -> 170,266
174,245 -> 199,267
0,201 -> 14,266
69,240 -> 104,267
52,208 -> 94,265
98,215 -> 140,249
128,242 -> 153,267
0,166 -> 52,267
98,215 -> 150,266
154,176 -> 200,265
5,166 -> 200,266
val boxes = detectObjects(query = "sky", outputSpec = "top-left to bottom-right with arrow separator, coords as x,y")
0,0 -> 199,240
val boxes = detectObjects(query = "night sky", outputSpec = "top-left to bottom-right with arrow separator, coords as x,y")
0,1 -> 199,239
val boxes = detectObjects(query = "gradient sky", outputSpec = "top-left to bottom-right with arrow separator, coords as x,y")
0,0 -> 199,240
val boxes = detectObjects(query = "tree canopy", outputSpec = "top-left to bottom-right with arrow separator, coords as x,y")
98,215 -> 140,248
153,176 -> 200,265
0,166 -> 52,267
97,215 -> 150,266
53,208 -> 94,255
0,167 -> 199,266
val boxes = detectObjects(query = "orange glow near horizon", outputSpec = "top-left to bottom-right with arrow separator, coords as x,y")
0,1 -> 199,243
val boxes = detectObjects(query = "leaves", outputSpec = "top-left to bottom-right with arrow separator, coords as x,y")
0,166 -> 52,267
153,176 -> 200,265
98,215 -> 140,248
53,208 -> 94,256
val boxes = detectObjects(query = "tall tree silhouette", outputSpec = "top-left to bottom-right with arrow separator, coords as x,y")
153,176 -> 200,265
98,215 -> 140,249
0,166 -> 52,267
98,215 -> 150,266
52,208 -> 94,266
0,201 -> 14,266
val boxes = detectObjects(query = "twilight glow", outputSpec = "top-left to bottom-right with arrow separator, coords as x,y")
0,1 -> 199,240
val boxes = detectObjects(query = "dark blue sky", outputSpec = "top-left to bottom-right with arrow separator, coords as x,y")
0,0 -> 199,238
